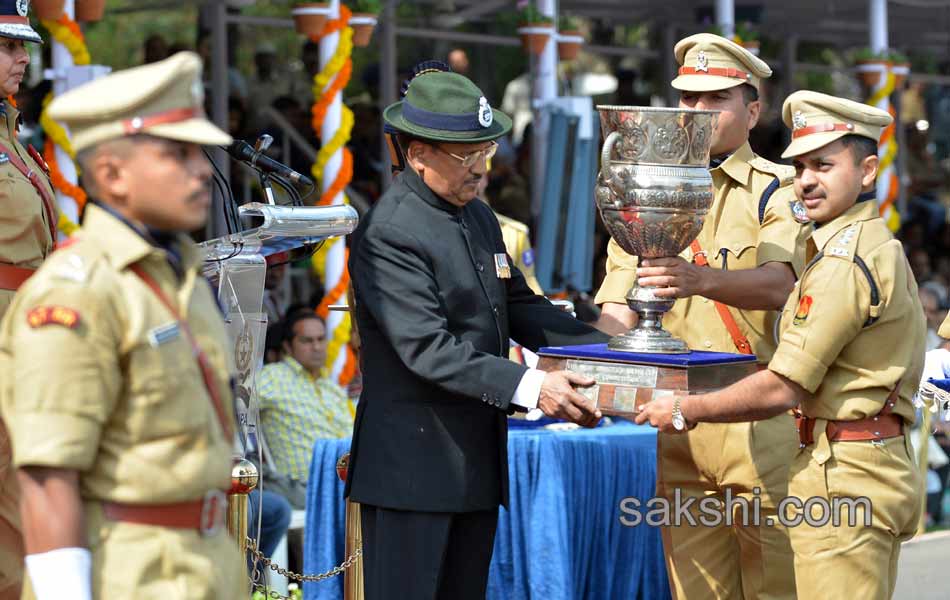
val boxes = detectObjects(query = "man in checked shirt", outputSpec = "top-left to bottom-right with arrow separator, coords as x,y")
258,309 -> 354,510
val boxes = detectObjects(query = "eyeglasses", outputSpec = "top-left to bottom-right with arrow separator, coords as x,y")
434,141 -> 498,169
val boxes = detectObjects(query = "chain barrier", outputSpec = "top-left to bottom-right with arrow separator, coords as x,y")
246,535 -> 362,595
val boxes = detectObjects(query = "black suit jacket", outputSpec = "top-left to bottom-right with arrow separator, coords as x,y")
344,169 -> 608,512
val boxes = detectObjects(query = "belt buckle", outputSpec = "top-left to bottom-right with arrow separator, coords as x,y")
199,490 -> 226,537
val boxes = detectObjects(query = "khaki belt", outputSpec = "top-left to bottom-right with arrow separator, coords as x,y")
101,490 -> 227,536
0,264 -> 35,291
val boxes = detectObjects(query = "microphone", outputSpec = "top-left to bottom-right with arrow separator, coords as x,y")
225,138 -> 314,187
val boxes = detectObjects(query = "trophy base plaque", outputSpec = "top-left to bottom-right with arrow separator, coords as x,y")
537,344 -> 758,418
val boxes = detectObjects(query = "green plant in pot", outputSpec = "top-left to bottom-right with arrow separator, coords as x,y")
516,4 -> 554,56
557,14 -> 583,61
349,0 -> 380,47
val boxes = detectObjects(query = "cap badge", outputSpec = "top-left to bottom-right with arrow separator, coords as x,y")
792,110 -> 807,131
478,96 -> 493,128
16,0 -> 28,18
696,51 -> 709,73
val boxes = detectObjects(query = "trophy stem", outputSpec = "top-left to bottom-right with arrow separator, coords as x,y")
606,283 -> 689,354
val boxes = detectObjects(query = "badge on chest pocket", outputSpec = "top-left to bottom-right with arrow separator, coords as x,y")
494,253 -> 511,279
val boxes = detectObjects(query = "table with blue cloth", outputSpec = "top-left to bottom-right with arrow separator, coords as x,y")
302,419 -> 671,600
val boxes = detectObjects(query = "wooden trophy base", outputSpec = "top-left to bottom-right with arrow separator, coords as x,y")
537,343 -> 759,418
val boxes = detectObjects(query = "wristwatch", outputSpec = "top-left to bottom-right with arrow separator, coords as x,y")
672,397 -> 687,431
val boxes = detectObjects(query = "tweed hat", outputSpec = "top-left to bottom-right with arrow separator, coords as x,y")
0,0 -> 42,44
383,70 -> 512,143
781,90 -> 892,158
671,33 -> 771,92
47,51 -> 232,154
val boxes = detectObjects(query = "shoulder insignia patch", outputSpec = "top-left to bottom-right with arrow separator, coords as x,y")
824,224 -> 861,260
26,306 -> 80,329
793,295 -> 812,325
522,248 -> 534,267
749,156 -> 794,181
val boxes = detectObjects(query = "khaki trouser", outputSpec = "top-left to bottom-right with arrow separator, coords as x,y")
21,503 -> 247,600
788,427 -> 922,600
657,413 -> 798,600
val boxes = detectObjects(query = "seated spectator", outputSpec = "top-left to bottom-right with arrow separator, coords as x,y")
919,286 -> 945,350
910,247 -> 933,283
258,310 -> 354,508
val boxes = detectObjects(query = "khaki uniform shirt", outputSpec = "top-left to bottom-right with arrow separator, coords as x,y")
769,201 -> 926,425
0,204 -> 235,503
0,101 -> 56,316
496,211 -> 543,295
595,142 -> 807,361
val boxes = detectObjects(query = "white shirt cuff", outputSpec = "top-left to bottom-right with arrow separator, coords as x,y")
25,547 -> 92,600
512,368 -> 545,410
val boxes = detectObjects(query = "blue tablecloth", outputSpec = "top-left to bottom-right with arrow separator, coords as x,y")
303,420 -> 670,600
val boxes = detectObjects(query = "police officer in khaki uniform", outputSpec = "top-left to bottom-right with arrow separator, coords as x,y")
637,91 -> 925,600
496,212 -> 542,295
595,34 -> 807,599
0,52 -> 246,599
0,3 -> 55,596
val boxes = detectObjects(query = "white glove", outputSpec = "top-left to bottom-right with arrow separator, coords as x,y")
25,547 -> 92,600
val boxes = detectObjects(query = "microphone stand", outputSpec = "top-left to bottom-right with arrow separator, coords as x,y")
260,173 -> 278,206
259,172 -> 304,208
252,134 -> 305,208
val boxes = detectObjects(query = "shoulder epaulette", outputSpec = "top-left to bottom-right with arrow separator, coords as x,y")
804,222 -> 881,326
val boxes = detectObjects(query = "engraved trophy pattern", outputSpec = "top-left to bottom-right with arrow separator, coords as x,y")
595,106 -> 719,353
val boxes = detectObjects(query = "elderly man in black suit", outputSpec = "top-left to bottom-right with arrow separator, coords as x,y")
345,67 -> 609,599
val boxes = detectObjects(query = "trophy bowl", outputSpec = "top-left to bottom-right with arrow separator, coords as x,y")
595,105 -> 719,353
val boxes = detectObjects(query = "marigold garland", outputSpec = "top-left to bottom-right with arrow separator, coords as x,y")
40,15 -> 90,66
45,138 -> 87,209
866,69 -> 900,231
309,6 -> 357,386
40,14 -> 91,235
312,107 -> 354,191
57,212 -> 79,236
40,93 -> 75,158
315,150 -> 353,208
316,247 -> 351,321
311,31 -> 353,131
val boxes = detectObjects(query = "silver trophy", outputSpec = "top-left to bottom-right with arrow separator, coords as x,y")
595,106 -> 719,354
